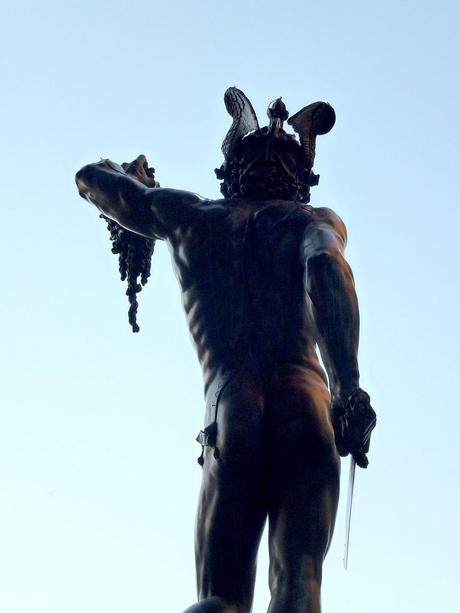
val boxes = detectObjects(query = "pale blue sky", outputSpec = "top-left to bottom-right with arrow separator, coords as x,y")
1,1 -> 459,612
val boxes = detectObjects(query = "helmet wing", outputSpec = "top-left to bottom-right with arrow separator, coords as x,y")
222,87 -> 260,159
287,102 -> 336,170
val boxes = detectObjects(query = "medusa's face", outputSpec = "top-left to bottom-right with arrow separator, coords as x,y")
235,129 -> 305,199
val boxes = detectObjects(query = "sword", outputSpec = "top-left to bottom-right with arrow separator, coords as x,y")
343,456 -> 356,569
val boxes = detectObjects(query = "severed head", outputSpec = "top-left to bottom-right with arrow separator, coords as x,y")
215,87 -> 336,203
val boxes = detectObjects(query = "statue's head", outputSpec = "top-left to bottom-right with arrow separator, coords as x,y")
215,88 -> 335,203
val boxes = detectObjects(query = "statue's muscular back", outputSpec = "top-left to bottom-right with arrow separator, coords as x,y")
170,197 -> 328,391
74,158 -> 348,398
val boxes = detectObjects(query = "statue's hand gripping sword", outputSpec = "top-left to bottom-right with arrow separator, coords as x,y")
332,389 -> 377,568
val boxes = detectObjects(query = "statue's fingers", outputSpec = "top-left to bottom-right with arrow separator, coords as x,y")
135,154 -> 147,167
352,450 -> 369,469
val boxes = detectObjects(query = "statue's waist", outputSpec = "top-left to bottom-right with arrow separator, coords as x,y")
203,350 -> 327,401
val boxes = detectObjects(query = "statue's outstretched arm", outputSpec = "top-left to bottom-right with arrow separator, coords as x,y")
301,208 -> 376,466
75,155 -> 202,240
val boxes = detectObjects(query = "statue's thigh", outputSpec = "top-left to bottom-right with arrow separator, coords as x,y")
267,365 -> 340,560
195,370 -> 268,605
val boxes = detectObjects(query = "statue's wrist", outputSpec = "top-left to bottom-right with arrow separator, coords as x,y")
331,384 -> 360,409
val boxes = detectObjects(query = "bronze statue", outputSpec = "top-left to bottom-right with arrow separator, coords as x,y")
76,88 -> 376,613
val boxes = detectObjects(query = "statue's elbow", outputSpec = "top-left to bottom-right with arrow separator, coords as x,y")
75,163 -> 107,203
75,164 -> 93,198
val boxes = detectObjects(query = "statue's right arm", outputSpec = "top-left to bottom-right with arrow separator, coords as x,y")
75,158 -> 202,240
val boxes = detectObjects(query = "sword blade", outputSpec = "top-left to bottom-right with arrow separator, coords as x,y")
343,456 -> 356,569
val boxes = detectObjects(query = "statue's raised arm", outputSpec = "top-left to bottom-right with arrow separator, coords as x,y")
76,154 -> 204,331
76,154 -> 202,240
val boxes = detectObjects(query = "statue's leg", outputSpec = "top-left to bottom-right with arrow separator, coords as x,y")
190,362 -> 268,613
266,365 -> 340,613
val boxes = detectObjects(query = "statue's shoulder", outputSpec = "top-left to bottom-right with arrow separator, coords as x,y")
202,197 -> 234,209
179,198 -> 241,236
196,197 -> 255,222
310,206 -> 347,241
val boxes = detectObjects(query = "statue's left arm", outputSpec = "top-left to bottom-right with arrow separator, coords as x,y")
301,208 -> 376,466
75,155 -> 202,240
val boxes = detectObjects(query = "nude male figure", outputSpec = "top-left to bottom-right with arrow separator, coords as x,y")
75,89 -> 375,613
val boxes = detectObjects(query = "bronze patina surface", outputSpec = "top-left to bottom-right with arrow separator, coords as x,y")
76,88 -> 376,613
